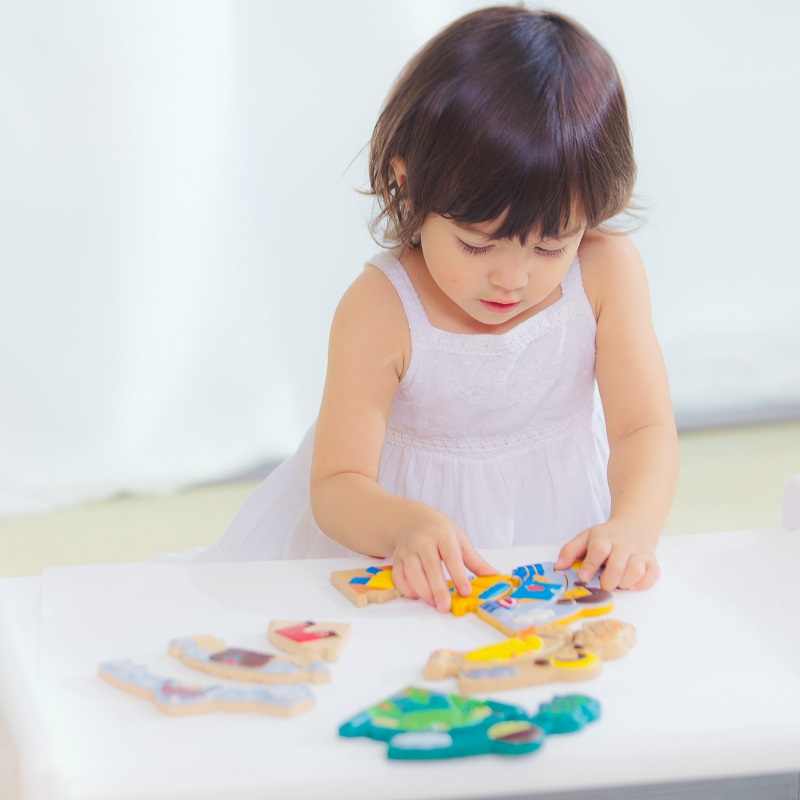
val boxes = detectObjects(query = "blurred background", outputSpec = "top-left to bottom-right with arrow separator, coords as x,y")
1,0 -> 798,572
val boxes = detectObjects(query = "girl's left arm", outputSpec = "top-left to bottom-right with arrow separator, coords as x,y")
555,233 -> 679,590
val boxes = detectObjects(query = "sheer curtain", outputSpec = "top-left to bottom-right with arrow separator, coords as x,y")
1,0 -> 798,515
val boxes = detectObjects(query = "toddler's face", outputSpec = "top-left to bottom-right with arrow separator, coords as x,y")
418,214 -> 585,329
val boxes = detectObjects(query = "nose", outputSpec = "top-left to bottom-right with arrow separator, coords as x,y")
488,258 -> 528,292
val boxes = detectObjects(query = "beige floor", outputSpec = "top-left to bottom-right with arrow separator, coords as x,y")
1,420 -> 799,578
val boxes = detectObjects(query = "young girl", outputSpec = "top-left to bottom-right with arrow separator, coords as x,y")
196,6 -> 679,610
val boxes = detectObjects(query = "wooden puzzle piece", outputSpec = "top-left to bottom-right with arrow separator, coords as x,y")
330,561 -> 614,640
448,573 -> 521,616
424,629 -> 571,680
168,636 -> 330,683
338,686 -> 599,760
98,660 -> 314,716
457,642 -> 602,693
534,693 -> 601,734
573,618 -> 636,660
425,618 -> 635,693
476,562 -> 613,637
331,565 -> 398,608
268,620 -> 351,663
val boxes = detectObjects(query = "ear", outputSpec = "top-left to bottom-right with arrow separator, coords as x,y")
390,156 -> 408,188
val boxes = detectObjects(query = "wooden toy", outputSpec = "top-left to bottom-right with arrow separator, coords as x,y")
168,636 -> 330,683
268,620 -> 351,663
425,619 -> 635,693
424,628 -> 571,680
475,562 -> 614,637
98,660 -> 314,716
448,573 -> 520,616
331,565 -> 398,607
573,618 -> 636,660
457,641 -> 602,693
338,686 -> 599,760
330,561 -> 613,639
534,693 -> 602,734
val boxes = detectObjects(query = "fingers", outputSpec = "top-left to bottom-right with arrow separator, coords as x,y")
577,537 -> 612,584
555,530 -> 588,571
602,553 -> 660,591
632,558 -> 660,590
392,555 -> 429,604
564,523 -> 660,592
582,543 -> 660,592
460,541 -> 498,580
423,557 -> 454,613
394,548 -> 454,613
438,537 -> 472,598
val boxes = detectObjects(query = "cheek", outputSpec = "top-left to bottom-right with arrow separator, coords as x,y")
446,270 -> 463,287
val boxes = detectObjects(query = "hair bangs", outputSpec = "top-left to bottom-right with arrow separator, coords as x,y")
367,7 -> 636,249
411,83 -> 583,243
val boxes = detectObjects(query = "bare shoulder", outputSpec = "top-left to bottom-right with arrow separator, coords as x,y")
329,258 -> 411,380
578,230 -> 649,318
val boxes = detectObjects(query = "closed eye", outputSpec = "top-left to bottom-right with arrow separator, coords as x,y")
535,246 -> 567,258
457,239 -> 493,256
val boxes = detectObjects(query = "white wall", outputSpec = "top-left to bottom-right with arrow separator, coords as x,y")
1,1 -> 798,514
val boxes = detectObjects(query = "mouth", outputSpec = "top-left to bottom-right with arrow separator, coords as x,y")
480,299 -> 520,315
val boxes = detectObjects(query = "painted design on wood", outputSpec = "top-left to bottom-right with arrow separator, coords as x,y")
168,636 -> 330,683
425,619 -> 635,693
98,660 -> 314,716
424,629 -> 571,680
475,562 -> 614,637
339,686 -> 599,760
534,694 -> 602,734
331,565 -> 398,608
268,620 -> 351,663
458,642 -> 602,693
449,573 -> 519,616
331,561 -> 613,638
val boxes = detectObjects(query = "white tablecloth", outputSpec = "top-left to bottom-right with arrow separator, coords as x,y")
2,529 -> 799,800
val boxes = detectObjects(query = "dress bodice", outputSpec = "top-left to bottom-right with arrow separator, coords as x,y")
370,251 -> 599,459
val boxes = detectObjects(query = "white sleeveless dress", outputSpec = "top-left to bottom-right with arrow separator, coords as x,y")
194,250 -> 611,562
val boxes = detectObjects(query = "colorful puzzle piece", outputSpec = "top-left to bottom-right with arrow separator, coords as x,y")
331,565 -> 398,608
449,574 -> 520,616
339,686 -> 599,760
424,629 -> 571,680
458,642 -> 602,693
476,562 -> 613,636
168,636 -> 330,684
330,561 -> 613,638
425,619 -> 635,693
98,660 -> 314,716
268,620 -> 351,663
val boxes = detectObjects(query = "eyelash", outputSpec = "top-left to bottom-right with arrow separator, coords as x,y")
457,240 -> 567,259
536,246 -> 567,259
458,240 -> 492,256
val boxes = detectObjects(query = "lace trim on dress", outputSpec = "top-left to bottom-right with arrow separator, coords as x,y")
368,251 -> 594,357
384,402 -> 594,458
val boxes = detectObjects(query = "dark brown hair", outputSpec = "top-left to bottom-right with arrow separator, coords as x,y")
368,6 -> 636,248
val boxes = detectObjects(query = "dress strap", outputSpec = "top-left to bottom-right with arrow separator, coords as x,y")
366,251 -> 431,336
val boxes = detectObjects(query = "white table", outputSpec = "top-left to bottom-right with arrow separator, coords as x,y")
1,530 -> 799,800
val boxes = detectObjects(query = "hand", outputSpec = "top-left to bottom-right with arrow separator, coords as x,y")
554,518 -> 660,591
391,506 -> 497,613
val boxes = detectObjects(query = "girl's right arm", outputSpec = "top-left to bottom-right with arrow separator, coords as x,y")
309,265 -> 495,611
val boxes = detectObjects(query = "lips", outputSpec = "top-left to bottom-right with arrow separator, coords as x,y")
480,299 -> 520,314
